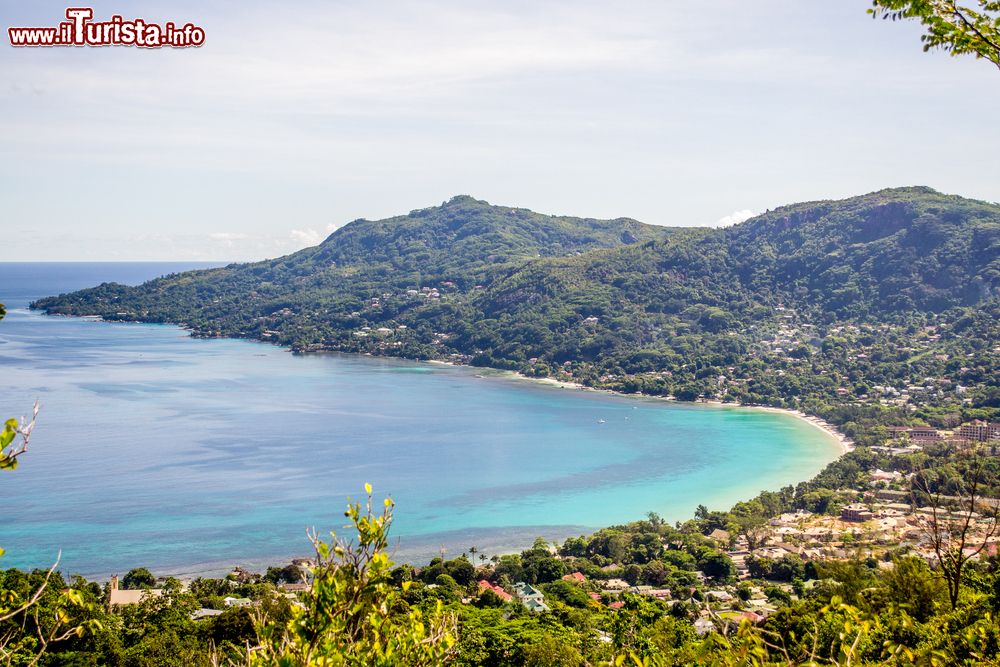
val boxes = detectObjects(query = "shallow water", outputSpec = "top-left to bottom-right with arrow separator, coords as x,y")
0,263 -> 841,577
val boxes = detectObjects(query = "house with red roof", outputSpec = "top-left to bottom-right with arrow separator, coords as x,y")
477,580 -> 512,602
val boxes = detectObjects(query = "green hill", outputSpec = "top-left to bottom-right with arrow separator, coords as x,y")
33,187 -> 1000,418
33,194 -> 673,343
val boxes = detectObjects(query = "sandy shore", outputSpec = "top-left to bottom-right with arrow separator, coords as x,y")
510,373 -> 853,455
129,366 -> 852,583
747,406 -> 854,454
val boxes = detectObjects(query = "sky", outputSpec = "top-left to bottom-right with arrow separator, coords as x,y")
2,0 -> 998,261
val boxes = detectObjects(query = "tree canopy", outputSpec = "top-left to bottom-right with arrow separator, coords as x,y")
871,0 -> 1000,70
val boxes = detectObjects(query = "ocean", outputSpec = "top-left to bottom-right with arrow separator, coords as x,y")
0,262 -> 841,578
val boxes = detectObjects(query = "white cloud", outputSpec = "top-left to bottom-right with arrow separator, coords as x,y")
715,209 -> 756,227
290,229 -> 323,247
209,232 -> 249,241
289,223 -> 343,249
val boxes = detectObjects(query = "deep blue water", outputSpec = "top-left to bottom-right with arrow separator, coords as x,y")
0,263 -> 841,578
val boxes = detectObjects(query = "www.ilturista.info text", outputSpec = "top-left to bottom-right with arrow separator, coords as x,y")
8,8 -> 205,48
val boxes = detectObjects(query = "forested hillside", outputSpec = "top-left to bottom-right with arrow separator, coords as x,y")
34,187 -> 1000,424
18,187 -> 1000,666
33,195 -> 673,348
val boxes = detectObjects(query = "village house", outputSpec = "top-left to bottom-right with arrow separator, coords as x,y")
107,575 -> 163,609
708,528 -> 731,544
705,589 -> 733,603
279,582 -> 310,593
693,617 -> 716,635
224,596 -> 253,607
514,582 -> 548,612
870,468 -> 903,486
640,588 -> 672,600
477,580 -> 511,602
602,578 -> 630,592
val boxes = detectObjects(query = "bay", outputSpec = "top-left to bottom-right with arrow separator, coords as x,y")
0,262 -> 841,578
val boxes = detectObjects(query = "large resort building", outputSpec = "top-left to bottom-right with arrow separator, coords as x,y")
957,421 -> 1000,442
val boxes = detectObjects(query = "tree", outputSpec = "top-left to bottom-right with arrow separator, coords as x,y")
521,634 -> 584,666
249,485 -> 456,666
122,568 -> 157,590
763,585 -> 792,607
870,0 -> 1000,71
698,552 -> 736,582
0,404 -> 37,481
264,563 -> 307,585
912,454 -> 1000,609
734,515 -> 769,553
879,556 -> 947,622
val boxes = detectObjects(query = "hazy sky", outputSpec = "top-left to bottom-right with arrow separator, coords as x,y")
2,0 -> 998,261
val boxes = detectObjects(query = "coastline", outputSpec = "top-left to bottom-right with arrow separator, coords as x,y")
747,405 -> 854,455
141,375 -> 846,582
21,310 -> 853,581
510,372 -> 854,455
38,309 -> 853,458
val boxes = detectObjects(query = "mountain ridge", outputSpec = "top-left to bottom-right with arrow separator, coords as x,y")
32,185 -> 1000,411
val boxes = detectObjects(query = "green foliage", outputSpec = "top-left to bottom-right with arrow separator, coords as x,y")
871,0 -> 1000,70
521,634 -> 585,667
122,567 -> 157,590
250,485 -> 457,666
0,567 -> 104,665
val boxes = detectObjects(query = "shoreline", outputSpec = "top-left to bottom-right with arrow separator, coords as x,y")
24,311 -> 853,581
31,309 -> 855,457
506,372 -> 854,456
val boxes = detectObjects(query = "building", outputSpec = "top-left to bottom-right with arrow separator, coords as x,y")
602,578 -> 630,592
957,421 -> 1000,442
477,580 -> 512,602
705,590 -> 733,602
870,469 -> 903,486
841,504 -> 874,522
279,583 -> 310,593
561,571 -> 586,584
887,426 -> 941,443
514,582 -> 549,612
107,575 -> 163,608
224,596 -> 253,607
693,617 -> 715,635
642,588 -> 672,600
708,528 -> 731,544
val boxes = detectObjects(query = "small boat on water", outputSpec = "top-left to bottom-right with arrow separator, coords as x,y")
597,419 -> 606,424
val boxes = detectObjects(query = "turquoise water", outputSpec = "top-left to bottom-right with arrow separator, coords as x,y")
0,263 -> 841,578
